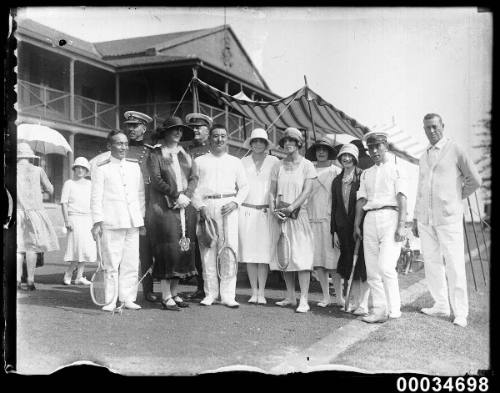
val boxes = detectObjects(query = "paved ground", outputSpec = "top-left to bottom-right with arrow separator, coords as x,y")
13,226 -> 490,376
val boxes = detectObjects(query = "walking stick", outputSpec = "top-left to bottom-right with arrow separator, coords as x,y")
474,191 -> 490,260
304,75 -> 318,143
344,239 -> 361,312
463,216 -> 477,291
467,197 -> 486,285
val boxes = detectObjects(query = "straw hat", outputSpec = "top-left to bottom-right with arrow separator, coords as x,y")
17,142 -> 37,159
278,127 -> 304,148
305,136 -> 337,161
243,128 -> 274,150
337,143 -> 359,164
72,157 -> 91,172
155,116 -> 194,142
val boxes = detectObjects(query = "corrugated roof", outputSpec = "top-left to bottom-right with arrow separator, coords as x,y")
107,54 -> 193,68
94,26 -> 224,58
16,18 -> 103,59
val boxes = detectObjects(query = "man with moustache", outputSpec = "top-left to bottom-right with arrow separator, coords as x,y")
413,113 -> 481,328
354,130 -> 408,323
192,124 -> 249,308
91,130 -> 145,311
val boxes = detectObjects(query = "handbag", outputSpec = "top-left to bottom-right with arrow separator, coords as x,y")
276,200 -> 300,220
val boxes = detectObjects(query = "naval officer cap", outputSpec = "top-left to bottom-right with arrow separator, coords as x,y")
124,111 -> 153,125
185,113 -> 213,128
363,130 -> 389,146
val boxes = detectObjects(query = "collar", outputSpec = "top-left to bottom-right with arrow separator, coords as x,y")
129,139 -> 144,147
427,136 -> 448,151
110,155 -> 125,163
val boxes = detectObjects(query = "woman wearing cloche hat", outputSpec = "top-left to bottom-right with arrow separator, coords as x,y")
238,128 -> 279,304
305,136 -> 343,308
330,143 -> 370,316
270,127 -> 317,313
60,157 -> 96,286
16,142 -> 59,290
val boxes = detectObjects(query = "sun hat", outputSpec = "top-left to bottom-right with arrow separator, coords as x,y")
185,113 -> 213,128
337,143 -> 359,164
155,116 -> 194,142
124,111 -> 153,125
278,127 -> 304,148
72,157 -> 91,172
243,128 -> 274,150
17,142 -> 37,159
305,136 -> 337,161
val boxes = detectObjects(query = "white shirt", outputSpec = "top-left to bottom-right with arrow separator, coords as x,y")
357,158 -> 408,211
241,155 -> 279,206
60,178 -> 92,215
427,136 -> 447,167
193,152 -> 249,209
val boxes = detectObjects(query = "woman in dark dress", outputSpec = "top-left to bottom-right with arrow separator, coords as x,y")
331,143 -> 370,316
147,116 -> 198,311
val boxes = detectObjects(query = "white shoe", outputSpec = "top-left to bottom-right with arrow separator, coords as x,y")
317,301 -> 331,308
63,277 -> 72,285
361,313 -> 388,324
276,299 -> 297,307
102,304 -> 116,312
389,311 -> 402,319
200,296 -> 215,306
352,307 -> 369,316
421,307 -> 450,318
257,295 -> 267,305
296,302 -> 310,313
453,316 -> 467,327
123,301 -> 141,310
248,295 -> 258,304
75,277 -> 91,285
222,300 -> 240,308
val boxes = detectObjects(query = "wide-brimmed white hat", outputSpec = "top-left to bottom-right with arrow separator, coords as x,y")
72,157 -> 91,172
17,142 -> 37,159
337,143 -> 359,164
243,128 -> 274,150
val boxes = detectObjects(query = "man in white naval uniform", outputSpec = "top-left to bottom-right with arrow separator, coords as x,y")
413,113 -> 481,328
354,130 -> 408,323
192,124 -> 249,308
91,130 -> 145,312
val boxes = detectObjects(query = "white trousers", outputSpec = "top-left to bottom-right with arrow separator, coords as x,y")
363,210 -> 402,315
101,227 -> 139,304
418,221 -> 468,318
198,199 -> 239,303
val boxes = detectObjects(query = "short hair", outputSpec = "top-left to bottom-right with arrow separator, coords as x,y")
106,129 -> 127,144
209,123 -> 227,137
423,113 -> 443,123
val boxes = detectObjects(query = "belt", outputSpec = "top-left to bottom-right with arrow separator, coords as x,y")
242,203 -> 268,211
205,193 -> 237,199
365,205 -> 398,213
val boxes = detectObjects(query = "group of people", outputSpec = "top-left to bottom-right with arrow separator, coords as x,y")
16,110 -> 481,327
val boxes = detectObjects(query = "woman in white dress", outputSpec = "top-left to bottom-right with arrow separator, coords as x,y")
239,128 -> 279,305
269,127 -> 317,313
305,137 -> 342,307
61,157 -> 96,285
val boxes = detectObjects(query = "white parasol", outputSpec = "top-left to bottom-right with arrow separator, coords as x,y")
17,123 -> 72,155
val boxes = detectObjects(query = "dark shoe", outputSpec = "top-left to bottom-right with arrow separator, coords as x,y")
17,281 -> 23,290
161,299 -> 181,311
173,296 -> 189,308
145,292 -> 159,303
187,289 -> 205,300
25,282 -> 36,291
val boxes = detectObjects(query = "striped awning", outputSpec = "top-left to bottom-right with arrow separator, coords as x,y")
194,78 -> 370,139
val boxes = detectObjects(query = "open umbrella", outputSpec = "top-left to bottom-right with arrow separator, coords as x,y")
17,123 -> 72,155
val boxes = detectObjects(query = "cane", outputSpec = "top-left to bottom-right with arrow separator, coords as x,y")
344,239 -> 361,312
474,191 -> 490,261
463,216 -> 477,291
467,197 -> 486,285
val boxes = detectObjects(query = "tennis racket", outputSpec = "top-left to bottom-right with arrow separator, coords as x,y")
277,221 -> 291,270
217,213 -> 238,280
90,235 -> 116,307
344,239 -> 361,312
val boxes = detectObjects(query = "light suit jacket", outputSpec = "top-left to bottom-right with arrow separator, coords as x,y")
414,137 -> 481,226
91,156 -> 145,229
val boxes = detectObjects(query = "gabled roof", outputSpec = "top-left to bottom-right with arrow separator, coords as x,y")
94,26 -> 223,58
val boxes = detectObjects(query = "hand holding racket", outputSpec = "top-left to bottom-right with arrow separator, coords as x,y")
217,213 -> 238,280
344,239 -> 361,312
90,235 -> 117,307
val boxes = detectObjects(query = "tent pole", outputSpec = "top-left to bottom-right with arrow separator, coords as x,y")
192,67 -> 199,113
463,216 -> 478,291
474,191 -> 490,260
467,197 -> 487,285
304,75 -> 318,143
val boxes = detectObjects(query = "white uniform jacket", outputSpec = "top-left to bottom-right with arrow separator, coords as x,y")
91,156 -> 145,229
